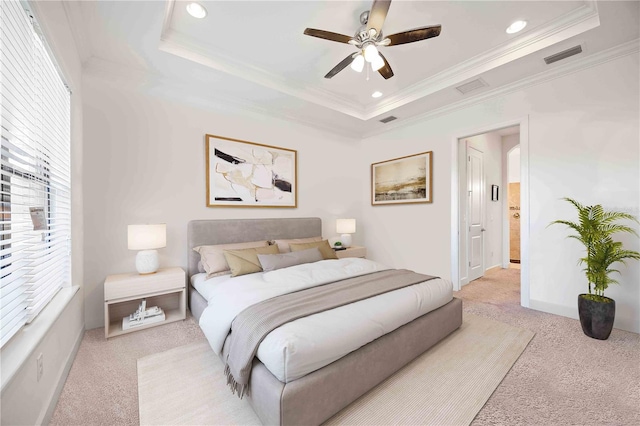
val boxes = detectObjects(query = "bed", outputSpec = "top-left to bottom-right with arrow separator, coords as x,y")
187,217 -> 462,425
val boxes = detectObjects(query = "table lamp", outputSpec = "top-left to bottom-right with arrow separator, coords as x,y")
336,218 -> 356,248
128,224 -> 166,274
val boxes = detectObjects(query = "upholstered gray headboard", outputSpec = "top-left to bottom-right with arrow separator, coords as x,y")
187,217 -> 322,278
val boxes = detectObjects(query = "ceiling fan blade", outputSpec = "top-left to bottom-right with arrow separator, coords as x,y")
377,52 -> 394,80
387,25 -> 442,46
366,0 -> 392,34
324,53 -> 358,79
304,28 -> 353,44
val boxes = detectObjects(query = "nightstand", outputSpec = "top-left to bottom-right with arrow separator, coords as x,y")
104,267 -> 186,339
335,246 -> 367,259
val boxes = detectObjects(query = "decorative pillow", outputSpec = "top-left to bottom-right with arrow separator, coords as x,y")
258,247 -> 323,272
223,245 -> 280,277
193,240 -> 269,278
289,240 -> 338,260
272,236 -> 322,253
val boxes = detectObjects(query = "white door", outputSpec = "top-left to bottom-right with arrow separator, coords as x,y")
468,147 -> 485,282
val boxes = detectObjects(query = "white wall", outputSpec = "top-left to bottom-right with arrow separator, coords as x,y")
0,1 -> 85,424
361,54 -> 640,333
507,145 -> 521,183
82,74 -> 362,329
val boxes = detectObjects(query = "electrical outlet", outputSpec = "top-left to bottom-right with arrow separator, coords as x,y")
37,353 -> 43,382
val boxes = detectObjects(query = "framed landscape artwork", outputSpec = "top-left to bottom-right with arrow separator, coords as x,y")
206,134 -> 297,208
371,151 -> 433,205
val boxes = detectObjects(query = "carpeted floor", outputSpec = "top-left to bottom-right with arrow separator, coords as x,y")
50,268 -> 640,425
135,315 -> 533,426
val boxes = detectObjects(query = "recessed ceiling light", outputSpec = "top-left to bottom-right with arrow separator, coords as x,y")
372,91 -> 383,98
506,20 -> 527,34
186,2 -> 207,19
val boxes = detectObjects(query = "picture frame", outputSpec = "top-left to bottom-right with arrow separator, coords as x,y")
371,151 -> 433,205
491,184 -> 499,201
205,134 -> 297,208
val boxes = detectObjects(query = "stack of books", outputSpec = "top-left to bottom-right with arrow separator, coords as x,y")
122,299 -> 165,330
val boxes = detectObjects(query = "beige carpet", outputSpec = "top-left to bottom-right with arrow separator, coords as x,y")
137,314 -> 533,426
51,268 -> 640,426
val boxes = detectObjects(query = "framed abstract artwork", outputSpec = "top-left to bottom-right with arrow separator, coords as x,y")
205,134 -> 297,208
371,151 -> 433,205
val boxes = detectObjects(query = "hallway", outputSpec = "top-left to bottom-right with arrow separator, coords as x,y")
455,267 -> 521,311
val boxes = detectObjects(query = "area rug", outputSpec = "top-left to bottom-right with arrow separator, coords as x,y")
137,313 -> 534,425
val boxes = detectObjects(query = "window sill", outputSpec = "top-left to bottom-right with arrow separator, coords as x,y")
0,285 -> 80,392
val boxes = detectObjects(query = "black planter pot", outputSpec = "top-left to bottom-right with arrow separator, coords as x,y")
578,294 -> 615,340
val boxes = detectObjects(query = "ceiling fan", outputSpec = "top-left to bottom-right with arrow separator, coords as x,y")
303,0 -> 441,80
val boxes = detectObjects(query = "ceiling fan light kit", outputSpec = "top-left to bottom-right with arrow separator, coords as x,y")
303,0 -> 441,80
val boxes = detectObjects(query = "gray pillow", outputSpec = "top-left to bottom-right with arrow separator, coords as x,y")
258,247 -> 323,272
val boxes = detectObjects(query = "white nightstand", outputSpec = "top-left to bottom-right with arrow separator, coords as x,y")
104,267 -> 186,339
335,246 -> 367,259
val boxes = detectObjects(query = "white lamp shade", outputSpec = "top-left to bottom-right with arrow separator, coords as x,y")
364,44 -> 379,63
336,218 -> 356,234
350,54 -> 365,72
371,54 -> 385,71
128,224 -> 167,250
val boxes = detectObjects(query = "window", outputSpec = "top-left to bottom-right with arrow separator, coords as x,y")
1,1 -> 71,348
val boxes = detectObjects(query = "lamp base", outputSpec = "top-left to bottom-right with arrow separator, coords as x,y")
340,234 -> 353,248
136,250 -> 159,274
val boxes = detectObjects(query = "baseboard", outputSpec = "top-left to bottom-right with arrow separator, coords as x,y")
40,326 -> 85,425
529,298 -> 639,334
485,264 -> 502,273
529,299 -> 578,321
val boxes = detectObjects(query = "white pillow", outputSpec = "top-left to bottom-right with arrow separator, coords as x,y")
258,247 -> 323,272
193,240 -> 269,278
272,236 -> 322,253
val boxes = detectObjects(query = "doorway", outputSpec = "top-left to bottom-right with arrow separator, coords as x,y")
507,147 -> 521,266
451,117 -> 530,308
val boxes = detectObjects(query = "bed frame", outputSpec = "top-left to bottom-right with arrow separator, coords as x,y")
187,218 -> 462,425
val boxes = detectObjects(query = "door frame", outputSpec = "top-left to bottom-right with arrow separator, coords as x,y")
450,116 -> 530,308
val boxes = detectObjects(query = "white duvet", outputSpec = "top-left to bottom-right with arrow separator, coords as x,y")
195,258 -> 452,383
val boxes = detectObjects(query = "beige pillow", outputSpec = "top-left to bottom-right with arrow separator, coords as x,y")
223,245 -> 280,277
193,240 -> 269,278
289,240 -> 338,260
273,236 -> 322,253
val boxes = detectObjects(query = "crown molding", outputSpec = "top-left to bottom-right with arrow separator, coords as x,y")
81,37 -> 638,141
159,0 -> 365,120
363,1 -> 601,120
361,38 -> 639,139
159,1 -> 600,122
82,57 -> 363,140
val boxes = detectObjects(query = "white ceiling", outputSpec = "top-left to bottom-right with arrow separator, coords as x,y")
64,0 -> 639,137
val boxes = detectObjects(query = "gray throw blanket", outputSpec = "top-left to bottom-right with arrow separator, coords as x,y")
224,269 -> 437,398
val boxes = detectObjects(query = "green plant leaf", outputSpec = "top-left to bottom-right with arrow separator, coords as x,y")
550,198 -> 640,297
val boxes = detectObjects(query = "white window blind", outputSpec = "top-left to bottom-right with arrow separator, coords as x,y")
1,0 -> 71,348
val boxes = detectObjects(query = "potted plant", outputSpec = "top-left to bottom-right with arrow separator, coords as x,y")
550,198 -> 640,340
